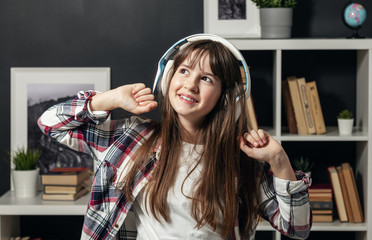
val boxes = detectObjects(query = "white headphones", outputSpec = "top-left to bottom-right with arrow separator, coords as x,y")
152,33 -> 251,121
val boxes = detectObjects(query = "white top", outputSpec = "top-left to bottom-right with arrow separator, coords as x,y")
133,142 -> 224,240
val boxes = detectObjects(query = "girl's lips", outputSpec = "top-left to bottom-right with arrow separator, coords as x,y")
178,94 -> 198,104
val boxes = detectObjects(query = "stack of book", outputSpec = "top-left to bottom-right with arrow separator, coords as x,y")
308,183 -> 333,222
327,163 -> 364,223
282,76 -> 326,135
41,167 -> 92,201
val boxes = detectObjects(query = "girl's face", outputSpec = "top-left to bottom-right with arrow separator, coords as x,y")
168,52 -> 222,129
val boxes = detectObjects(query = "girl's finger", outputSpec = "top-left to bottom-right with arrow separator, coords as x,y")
257,129 -> 268,144
136,101 -> 158,113
135,94 -> 155,103
132,83 -> 146,95
135,87 -> 152,98
247,131 -> 262,147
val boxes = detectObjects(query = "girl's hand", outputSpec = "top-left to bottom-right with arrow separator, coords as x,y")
117,84 -> 158,115
239,129 -> 297,181
90,83 -> 158,114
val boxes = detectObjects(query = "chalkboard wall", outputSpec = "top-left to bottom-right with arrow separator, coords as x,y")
1,0 -> 371,196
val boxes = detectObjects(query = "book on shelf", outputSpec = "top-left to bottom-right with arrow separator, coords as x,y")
42,186 -> 89,201
308,183 -> 333,199
312,214 -> 333,223
43,178 -> 92,194
308,183 -> 332,198
306,81 -> 326,134
310,201 -> 333,210
282,80 -> 297,134
336,165 -> 354,222
41,167 -> 91,186
296,77 -> 316,134
341,162 -> 364,223
312,209 -> 333,215
308,183 -> 334,222
286,76 -> 308,135
44,184 -> 83,194
328,166 -> 348,222
308,183 -> 332,193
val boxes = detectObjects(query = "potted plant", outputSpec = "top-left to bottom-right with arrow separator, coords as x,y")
250,0 -> 297,38
10,148 -> 42,198
292,156 -> 314,177
337,109 -> 354,135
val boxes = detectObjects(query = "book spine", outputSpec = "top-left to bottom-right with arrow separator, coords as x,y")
342,162 -> 364,222
309,201 -> 333,210
282,80 -> 297,134
336,165 -> 353,222
287,77 -> 308,135
328,166 -> 348,222
297,78 -> 316,134
306,81 -> 326,134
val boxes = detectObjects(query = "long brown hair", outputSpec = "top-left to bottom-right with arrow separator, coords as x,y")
122,40 -> 259,238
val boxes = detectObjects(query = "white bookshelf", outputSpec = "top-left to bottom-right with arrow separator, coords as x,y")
229,38 -> 372,240
0,191 -> 89,216
0,191 -> 89,239
0,39 -> 371,239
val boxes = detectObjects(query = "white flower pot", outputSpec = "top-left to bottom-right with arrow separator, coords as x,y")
12,169 -> 39,198
337,118 -> 354,135
259,8 -> 293,38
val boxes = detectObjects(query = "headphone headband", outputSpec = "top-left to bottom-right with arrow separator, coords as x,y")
153,33 -> 251,121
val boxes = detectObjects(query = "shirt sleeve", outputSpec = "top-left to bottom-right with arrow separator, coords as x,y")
258,162 -> 312,239
37,90 -> 121,162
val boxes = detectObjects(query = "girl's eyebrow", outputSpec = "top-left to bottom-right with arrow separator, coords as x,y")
180,63 -> 216,78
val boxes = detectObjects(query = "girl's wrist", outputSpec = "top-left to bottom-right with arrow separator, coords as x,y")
90,89 -> 118,111
269,152 -> 297,181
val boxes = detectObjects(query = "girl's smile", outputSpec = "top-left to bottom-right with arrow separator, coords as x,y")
178,93 -> 198,104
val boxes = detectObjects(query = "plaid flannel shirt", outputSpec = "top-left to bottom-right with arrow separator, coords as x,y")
38,91 -> 312,240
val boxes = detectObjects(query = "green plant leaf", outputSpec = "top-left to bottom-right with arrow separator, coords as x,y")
11,148 -> 42,170
337,109 -> 353,119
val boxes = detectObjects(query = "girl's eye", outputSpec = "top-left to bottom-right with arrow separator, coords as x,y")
181,69 -> 189,75
201,76 -> 213,83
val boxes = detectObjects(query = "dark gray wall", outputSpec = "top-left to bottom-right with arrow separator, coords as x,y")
1,0 -> 371,196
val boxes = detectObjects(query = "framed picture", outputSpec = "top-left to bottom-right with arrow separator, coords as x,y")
10,68 -> 110,176
204,0 -> 261,38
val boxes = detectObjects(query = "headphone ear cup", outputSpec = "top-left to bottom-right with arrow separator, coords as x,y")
159,60 -> 174,95
233,83 -> 244,122
235,103 -> 242,123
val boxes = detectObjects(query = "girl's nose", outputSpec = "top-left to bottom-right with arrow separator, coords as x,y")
184,75 -> 199,92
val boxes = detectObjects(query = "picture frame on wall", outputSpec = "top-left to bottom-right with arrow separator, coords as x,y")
203,0 -> 261,38
10,68 -> 110,179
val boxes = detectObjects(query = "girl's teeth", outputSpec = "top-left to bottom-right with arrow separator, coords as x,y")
181,95 -> 196,102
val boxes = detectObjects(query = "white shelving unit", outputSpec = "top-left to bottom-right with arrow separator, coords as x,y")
0,191 -> 89,239
228,38 -> 371,240
0,39 -> 371,239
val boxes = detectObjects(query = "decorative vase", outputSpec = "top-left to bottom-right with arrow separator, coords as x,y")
337,118 -> 354,135
12,169 -> 39,198
259,8 -> 293,38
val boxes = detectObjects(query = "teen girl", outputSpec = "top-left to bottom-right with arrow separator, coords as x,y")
38,34 -> 312,240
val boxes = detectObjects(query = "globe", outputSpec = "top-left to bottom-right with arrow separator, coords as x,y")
343,3 -> 367,28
